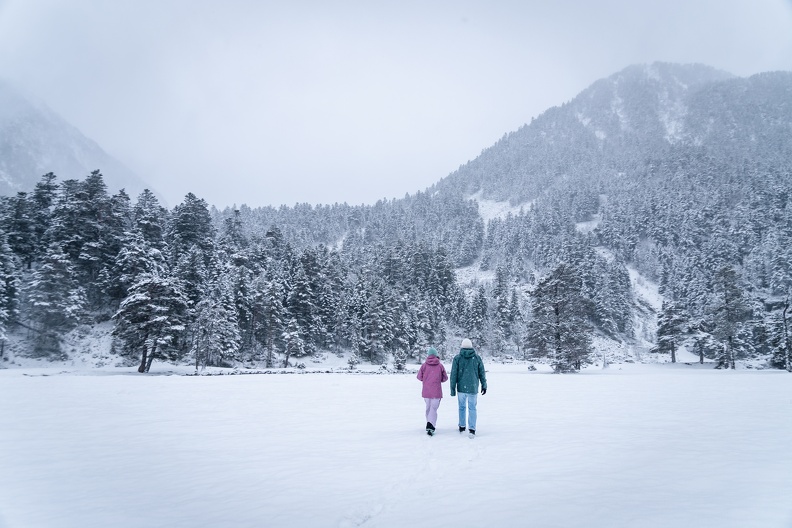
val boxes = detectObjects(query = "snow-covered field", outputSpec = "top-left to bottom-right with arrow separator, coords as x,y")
1,364 -> 791,528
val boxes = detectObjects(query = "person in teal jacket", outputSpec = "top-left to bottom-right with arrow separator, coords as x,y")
449,338 -> 487,436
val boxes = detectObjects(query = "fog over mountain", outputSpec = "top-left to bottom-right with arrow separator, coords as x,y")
0,80 -> 152,200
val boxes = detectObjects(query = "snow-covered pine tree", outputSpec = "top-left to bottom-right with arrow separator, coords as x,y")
527,263 -> 594,372
113,271 -> 189,373
364,280 -> 394,364
133,189 -> 168,250
492,266 -> 513,351
108,229 -> 167,307
218,209 -> 248,255
252,271 -> 286,368
282,316 -> 306,367
654,300 -> 687,363
30,172 -> 58,263
191,274 -> 240,372
172,245 -> 209,309
2,192 -> 36,270
393,349 -> 407,370
469,285 -> 489,347
165,192 -> 216,267
69,171 -> 118,307
25,243 -> 86,357
286,259 -> 316,356
0,232 -> 19,356
313,249 -> 344,350
769,300 -> 791,372
709,266 -> 753,369
225,261 -> 251,353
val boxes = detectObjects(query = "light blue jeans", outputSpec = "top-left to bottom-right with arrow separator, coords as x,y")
457,392 -> 478,430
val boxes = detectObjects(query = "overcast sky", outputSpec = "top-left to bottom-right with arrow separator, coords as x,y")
1,0 -> 791,209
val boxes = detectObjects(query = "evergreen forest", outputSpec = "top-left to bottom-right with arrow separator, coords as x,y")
1,62 -> 791,373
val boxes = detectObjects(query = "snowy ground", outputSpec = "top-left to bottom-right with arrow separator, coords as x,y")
1,363 -> 791,528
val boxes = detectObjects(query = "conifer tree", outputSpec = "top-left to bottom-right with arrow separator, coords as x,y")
0,232 -> 19,355
769,300 -> 791,372
219,209 -> 248,254
3,192 -> 36,269
252,271 -> 287,368
109,229 -> 167,305
286,260 -> 316,355
133,189 -> 168,250
527,263 -> 594,372
113,271 -> 189,373
25,244 -> 86,356
191,275 -> 240,372
282,316 -> 307,367
469,285 -> 489,346
166,193 -> 215,266
709,266 -> 752,369
31,172 -> 58,261
654,300 -> 687,363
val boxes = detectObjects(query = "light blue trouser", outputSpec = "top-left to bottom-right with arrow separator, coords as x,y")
457,392 -> 478,430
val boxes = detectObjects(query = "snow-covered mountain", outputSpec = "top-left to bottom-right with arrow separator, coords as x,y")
207,62 -> 792,368
434,62 -> 792,203
0,79 -> 152,199
2,62 -> 791,371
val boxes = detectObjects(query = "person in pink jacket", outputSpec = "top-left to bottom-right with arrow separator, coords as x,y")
416,347 -> 448,436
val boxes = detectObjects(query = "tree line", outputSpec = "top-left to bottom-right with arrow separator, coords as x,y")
1,165 -> 790,373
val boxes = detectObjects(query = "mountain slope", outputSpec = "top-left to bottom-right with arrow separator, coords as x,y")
432,62 -> 792,204
5,62 -> 788,368
0,80 -> 152,199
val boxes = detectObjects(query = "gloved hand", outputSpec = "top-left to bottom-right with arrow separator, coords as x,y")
481,388 -> 487,395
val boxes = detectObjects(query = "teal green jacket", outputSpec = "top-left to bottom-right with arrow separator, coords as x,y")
449,348 -> 487,396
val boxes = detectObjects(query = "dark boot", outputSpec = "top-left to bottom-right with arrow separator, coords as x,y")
426,422 -> 435,435
459,426 -> 466,433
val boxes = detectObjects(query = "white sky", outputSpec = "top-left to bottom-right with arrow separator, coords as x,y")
0,0 -> 791,209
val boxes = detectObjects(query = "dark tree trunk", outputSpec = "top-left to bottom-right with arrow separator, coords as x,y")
140,339 -> 157,373
282,349 -> 291,368
138,349 -> 148,373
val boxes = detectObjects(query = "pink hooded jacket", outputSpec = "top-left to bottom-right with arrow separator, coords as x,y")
417,356 -> 448,399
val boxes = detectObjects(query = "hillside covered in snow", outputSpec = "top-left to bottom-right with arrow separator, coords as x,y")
0,62 -> 790,373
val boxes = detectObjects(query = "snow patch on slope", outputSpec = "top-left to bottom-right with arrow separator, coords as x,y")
468,190 -> 531,224
576,112 -> 607,140
628,266 -> 662,313
627,265 -> 662,347
576,214 -> 601,234
454,261 -> 495,287
658,90 -> 687,143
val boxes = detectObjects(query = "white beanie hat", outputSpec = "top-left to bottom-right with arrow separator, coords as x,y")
461,338 -> 473,349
